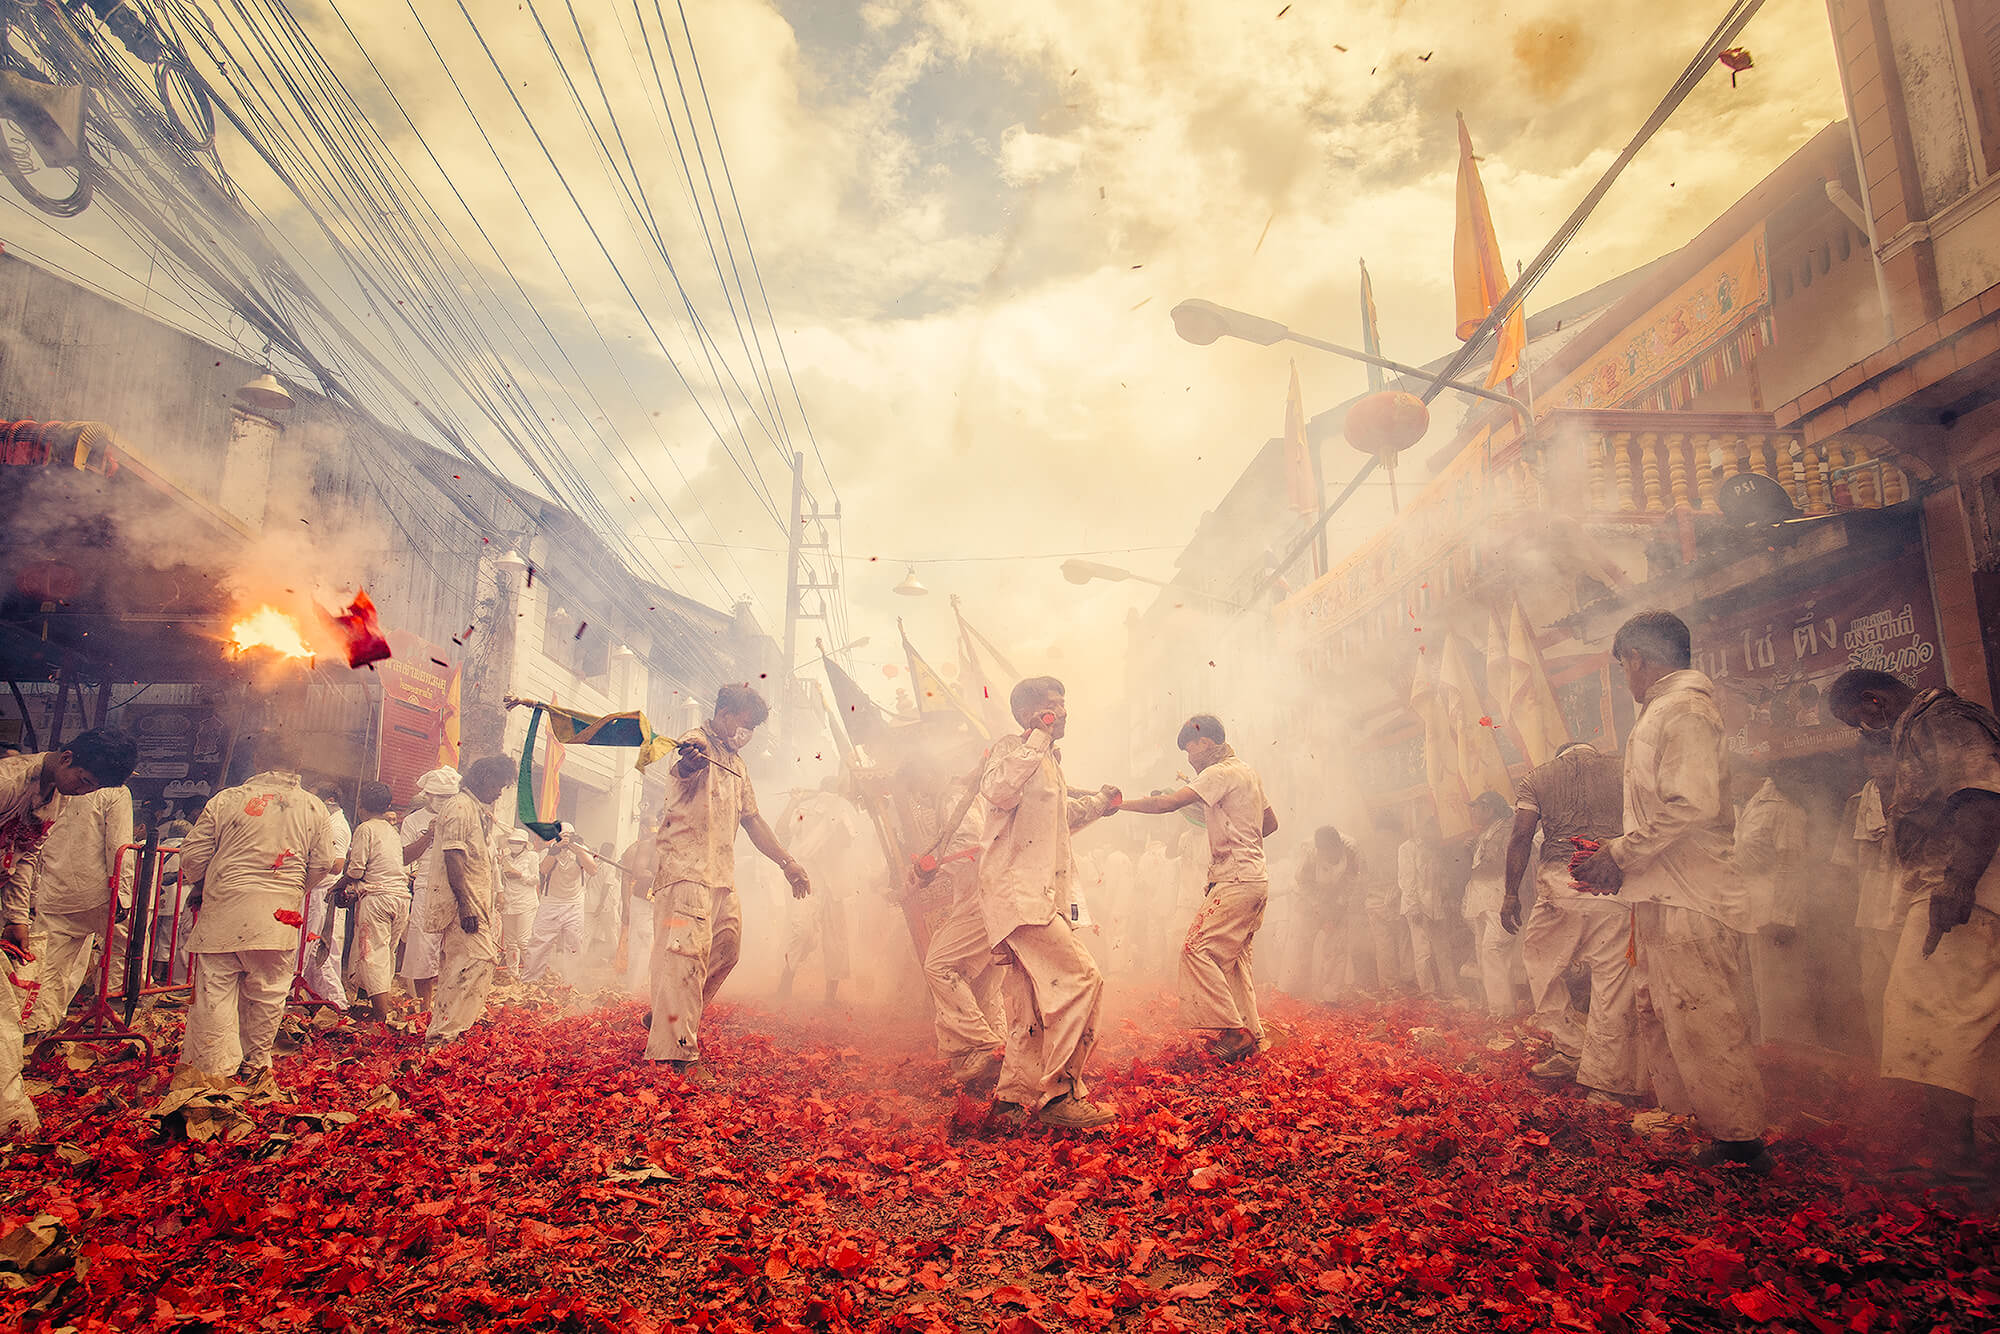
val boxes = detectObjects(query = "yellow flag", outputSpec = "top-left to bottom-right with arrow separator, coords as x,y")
1507,600 -> 1570,766
1409,665 -> 1471,839
1453,113 -> 1526,388
1438,632 -> 1513,808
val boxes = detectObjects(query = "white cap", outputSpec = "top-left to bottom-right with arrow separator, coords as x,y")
416,766 -> 462,797
504,826 -> 530,844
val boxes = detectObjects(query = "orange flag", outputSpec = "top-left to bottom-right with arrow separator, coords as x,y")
1453,113 -> 1526,388
540,692 -> 565,820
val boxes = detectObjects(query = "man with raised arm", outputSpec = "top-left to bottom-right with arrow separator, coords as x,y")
1122,714 -> 1278,1062
980,677 -> 1120,1128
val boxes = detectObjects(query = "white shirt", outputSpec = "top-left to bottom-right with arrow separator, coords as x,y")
1461,818 -> 1515,920
1607,670 -> 1747,930
344,818 -> 408,899
542,846 -> 593,903
0,752 -> 68,925
500,844 -> 541,916
976,730 -> 1112,945
1735,779 -> 1806,929
1398,839 -> 1446,918
177,771 -> 335,953
1188,751 -> 1269,884
315,808 -> 352,891
32,784 -> 135,916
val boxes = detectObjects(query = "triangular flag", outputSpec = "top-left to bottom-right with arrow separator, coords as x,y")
1359,258 -> 1386,393
1453,113 -> 1526,388
902,621 -> 991,740
1438,632 -> 1513,809
953,595 -> 1018,737
1409,664 -> 1472,839
1283,360 -> 1317,516
1507,600 -> 1571,766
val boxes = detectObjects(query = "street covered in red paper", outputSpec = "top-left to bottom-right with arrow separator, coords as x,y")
3,988 -> 1996,1333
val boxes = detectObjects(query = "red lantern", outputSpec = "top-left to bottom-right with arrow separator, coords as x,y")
16,560 -> 79,603
1344,391 -> 1430,458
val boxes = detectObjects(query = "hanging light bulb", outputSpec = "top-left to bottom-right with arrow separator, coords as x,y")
236,370 -> 292,414
893,564 -> 929,597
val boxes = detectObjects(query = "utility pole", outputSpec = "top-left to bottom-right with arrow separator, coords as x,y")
779,451 -> 837,746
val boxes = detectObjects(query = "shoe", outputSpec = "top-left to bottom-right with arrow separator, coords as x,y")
1585,1089 -> 1643,1109
237,1066 -> 282,1100
1036,1095 -> 1116,1130
1530,1052 -> 1580,1081
1210,1030 -> 1258,1064
951,1049 -> 1003,1091
641,1012 -> 653,1029
989,1099 -> 1030,1128
1693,1139 -> 1775,1177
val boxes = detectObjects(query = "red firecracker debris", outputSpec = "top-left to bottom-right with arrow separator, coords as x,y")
272,908 -> 304,927
324,589 -> 392,669
1718,46 -> 1754,87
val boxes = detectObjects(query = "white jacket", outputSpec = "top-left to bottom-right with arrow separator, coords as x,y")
1607,670 -> 1746,930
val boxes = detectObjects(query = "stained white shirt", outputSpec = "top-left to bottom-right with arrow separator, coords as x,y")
177,771 -> 335,953
32,784 -> 135,916
344,818 -> 408,899
1606,670 -> 1747,930
976,730 -> 1111,945
0,753 -> 68,925
1188,751 -> 1269,884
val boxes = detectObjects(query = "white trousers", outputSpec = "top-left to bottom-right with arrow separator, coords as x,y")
0,961 -> 36,1135
625,898 -> 655,994
1405,912 -> 1451,995
522,899 -> 587,984
1858,925 -> 1900,1058
923,895 -> 1004,1059
351,894 -> 408,997
1470,909 -> 1525,1017
1520,891 -> 1640,1095
1880,905 -> 2000,1103
1180,880 -> 1266,1036
995,916 -> 1103,1111
646,883 -> 741,1062
29,905 -> 118,1031
1633,903 -> 1765,1141
300,881 -> 348,1010
429,919 -> 499,1042
179,949 -> 293,1078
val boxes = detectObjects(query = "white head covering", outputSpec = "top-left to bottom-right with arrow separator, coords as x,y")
505,825 -> 531,845
417,766 -> 462,797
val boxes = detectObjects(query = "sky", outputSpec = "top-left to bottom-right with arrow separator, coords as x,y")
4,0 -> 1848,743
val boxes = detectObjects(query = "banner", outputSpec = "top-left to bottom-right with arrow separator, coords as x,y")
374,630 -> 453,808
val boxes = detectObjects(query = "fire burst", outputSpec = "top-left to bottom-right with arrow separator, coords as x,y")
228,606 -> 314,660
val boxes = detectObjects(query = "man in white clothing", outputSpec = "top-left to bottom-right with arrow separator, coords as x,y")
1831,669 -> 2000,1172
1832,742 -> 1901,1054
425,756 -> 516,1044
1505,740 -> 1638,1101
1122,714 -> 1278,1062
173,734 -> 335,1093
300,784 -> 351,1010
645,684 -> 810,1071
1461,793 -> 1524,1017
398,768 -> 459,1008
918,766 -> 1007,1088
1290,826 -> 1365,1002
26,782 -> 135,1034
1398,813 -> 1452,996
1,730 -> 138,1135
333,782 -> 408,1023
778,779 -> 867,1005
495,827 -> 540,977
522,825 -> 596,985
1735,763 -> 1811,1046
1575,611 -> 1770,1174
980,677 -> 1119,1128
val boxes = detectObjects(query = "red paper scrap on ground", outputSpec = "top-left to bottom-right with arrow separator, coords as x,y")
0,991 -> 1995,1331
325,589 -> 391,669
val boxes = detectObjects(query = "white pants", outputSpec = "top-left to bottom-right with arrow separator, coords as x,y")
784,892 -> 852,982
0,960 -> 36,1135
1858,925 -> 1900,1058
351,894 -> 408,997
996,916 -> 1103,1111
646,883 -> 741,1062
179,949 -> 293,1079
401,926 -> 446,986
1634,903 -> 1765,1141
1469,909 -> 1525,1017
1520,889 -> 1640,1095
1748,928 -> 1813,1046
924,895 -> 1004,1059
29,905 -> 118,1031
300,882 -> 348,1009
522,899 -> 587,983
1180,880 -> 1266,1037
1881,905 -> 2000,1103
1405,912 -> 1451,995
626,897 -> 655,994
430,919 -> 498,1042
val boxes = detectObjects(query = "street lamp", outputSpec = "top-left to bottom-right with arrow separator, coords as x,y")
893,565 -> 929,597
1170,298 -> 1532,426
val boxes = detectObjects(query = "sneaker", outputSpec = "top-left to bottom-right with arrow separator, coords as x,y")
1693,1140 -> 1775,1177
1585,1089 -> 1643,1108
1037,1095 -> 1116,1130
951,1049 -> 1003,1091
989,1099 -> 1030,1128
1530,1052 -> 1580,1081
1210,1030 -> 1258,1064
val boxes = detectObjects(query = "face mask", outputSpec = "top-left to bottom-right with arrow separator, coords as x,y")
729,727 -> 753,750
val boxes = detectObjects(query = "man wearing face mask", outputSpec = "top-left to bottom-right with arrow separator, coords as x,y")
425,755 -> 517,1045
1830,668 -> 2000,1174
645,683 -> 811,1073
1572,611 -> 1768,1175
979,677 -> 1121,1129
398,767 -> 460,1009
1121,714 -> 1279,1063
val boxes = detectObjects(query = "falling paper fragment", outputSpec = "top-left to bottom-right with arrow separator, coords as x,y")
324,589 -> 391,668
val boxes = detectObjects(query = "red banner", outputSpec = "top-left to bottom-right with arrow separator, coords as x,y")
375,630 -> 454,807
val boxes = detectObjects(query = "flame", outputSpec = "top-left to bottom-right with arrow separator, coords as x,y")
229,606 -> 314,660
